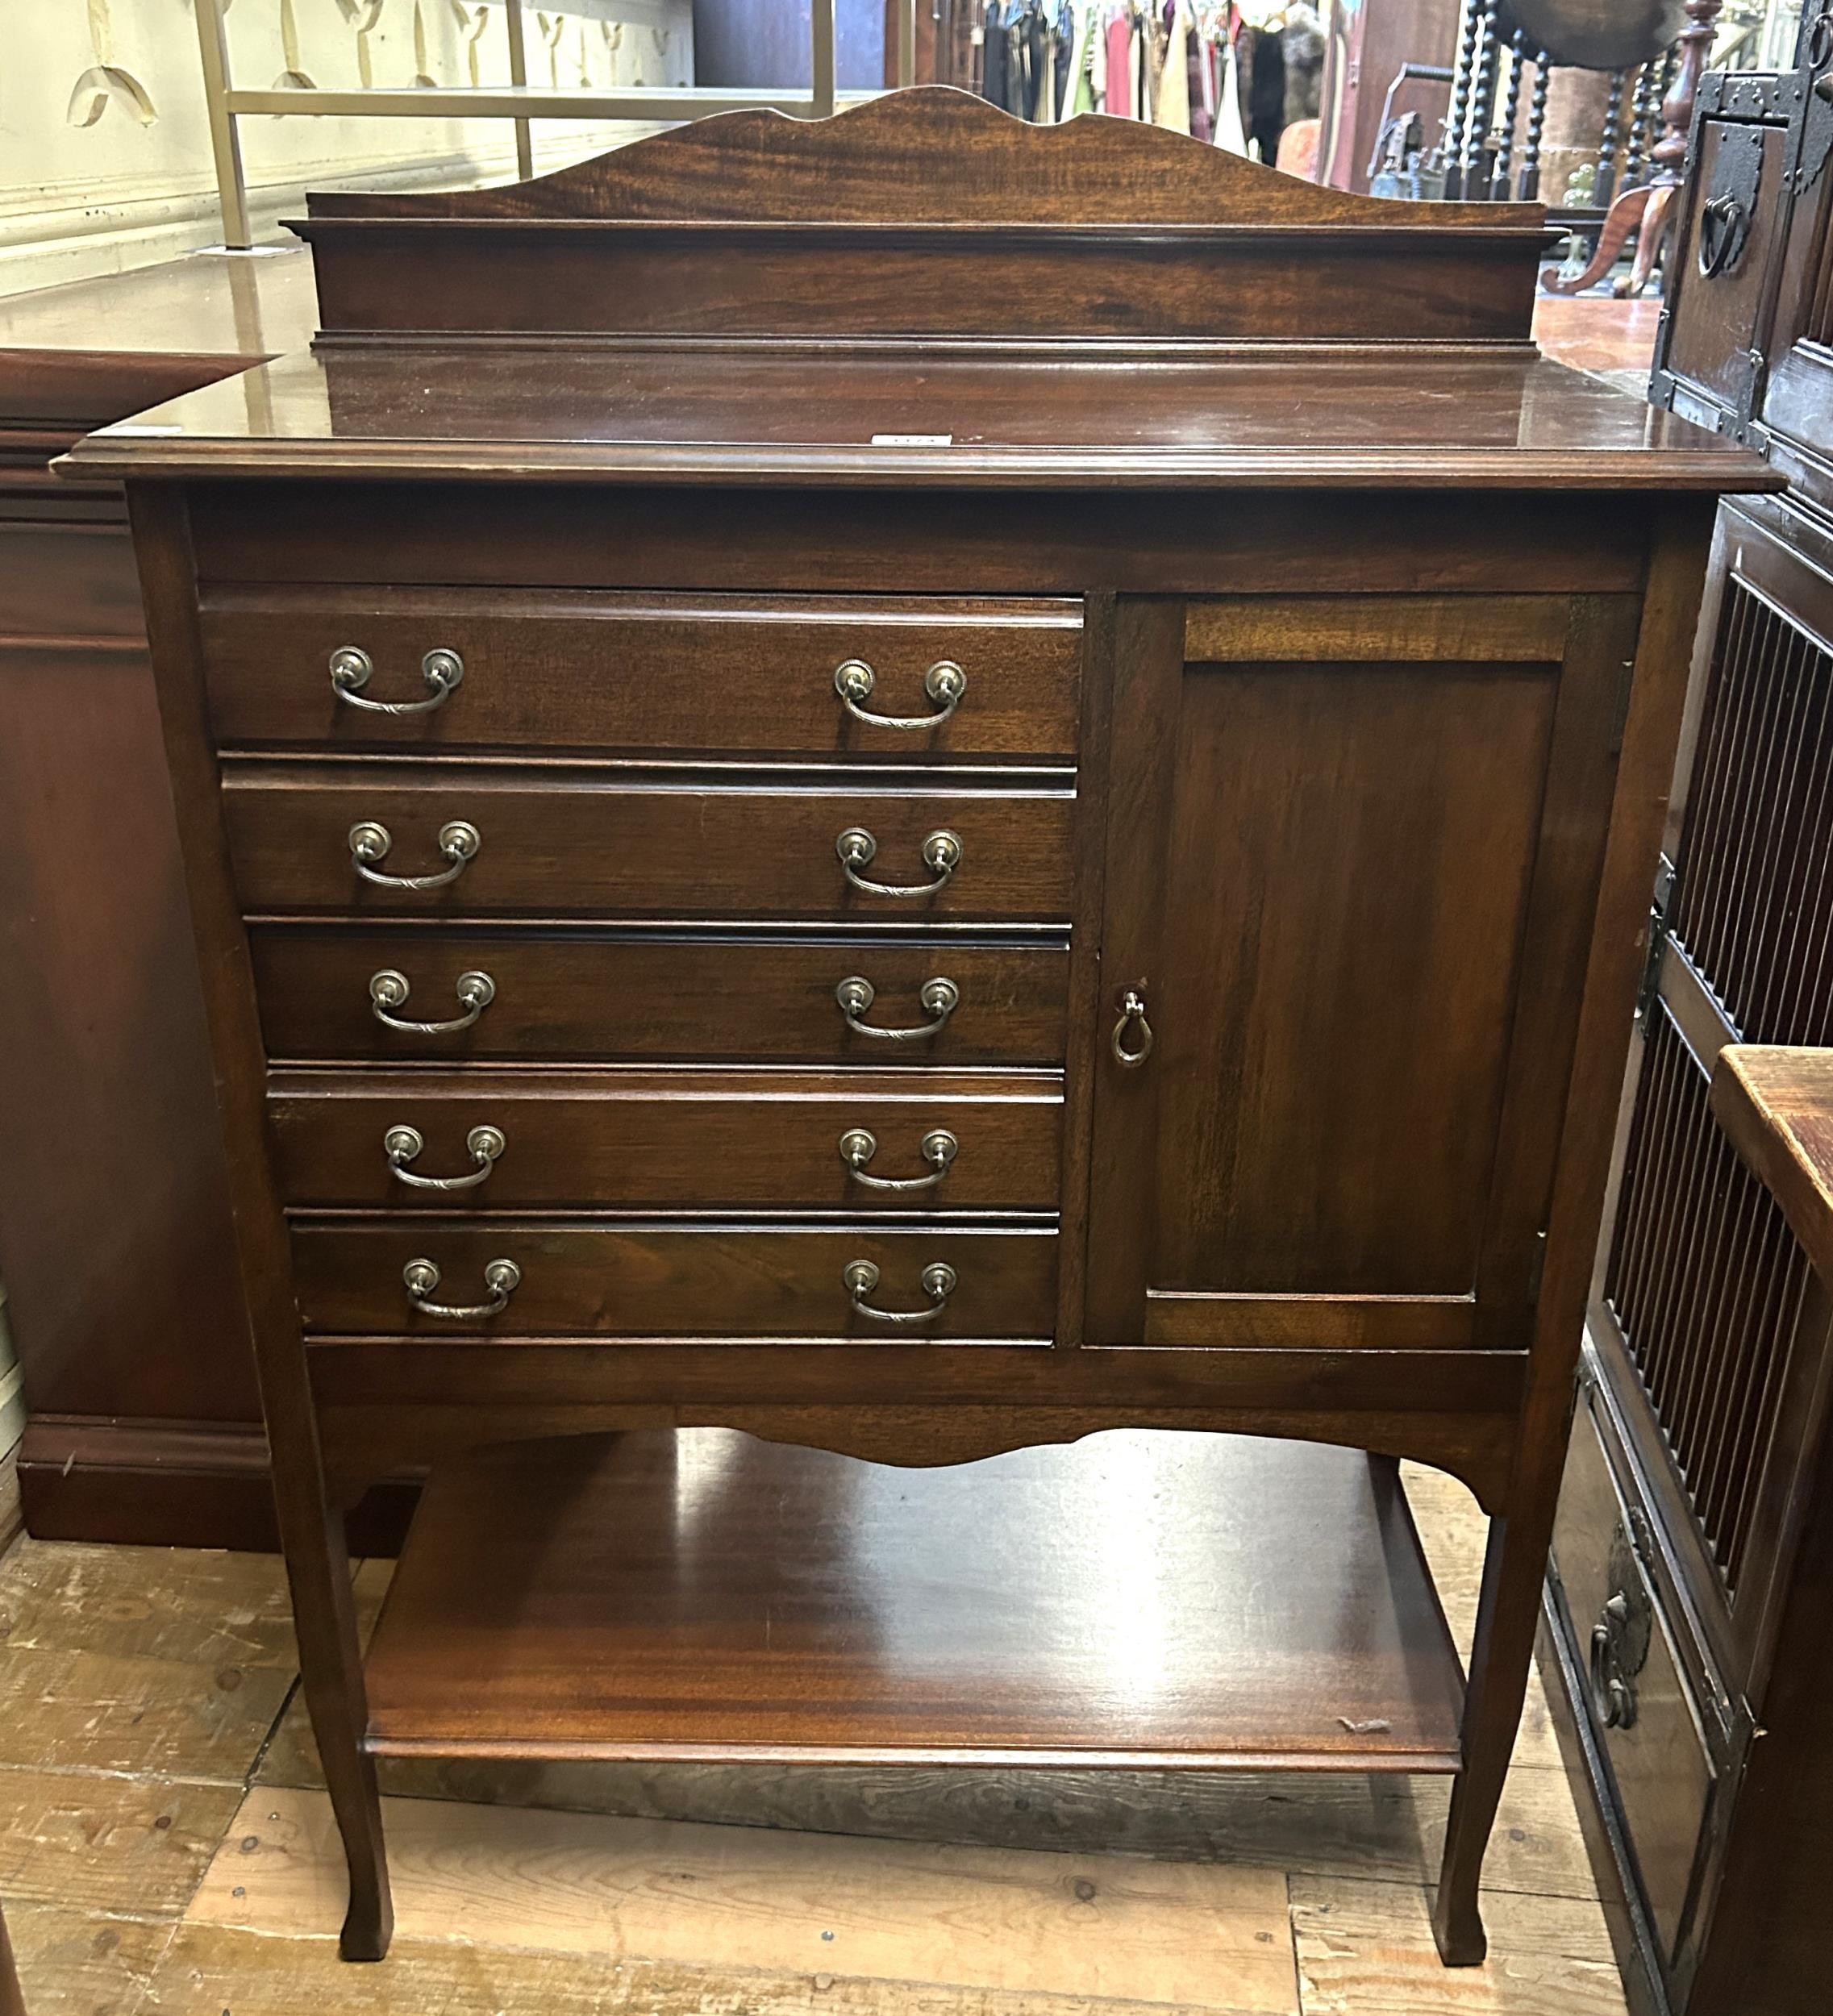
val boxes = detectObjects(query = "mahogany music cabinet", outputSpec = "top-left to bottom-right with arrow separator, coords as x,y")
62,89 -> 1771,1969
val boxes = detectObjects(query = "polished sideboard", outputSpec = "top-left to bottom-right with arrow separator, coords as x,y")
0,250 -> 319,1545
65,88 -> 1768,1968
1536,25 -> 1833,2016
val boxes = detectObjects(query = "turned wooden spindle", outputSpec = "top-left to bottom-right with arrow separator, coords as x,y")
1543,0 -> 1723,298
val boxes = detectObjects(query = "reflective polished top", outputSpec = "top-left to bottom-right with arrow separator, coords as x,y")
62,339 -> 1777,492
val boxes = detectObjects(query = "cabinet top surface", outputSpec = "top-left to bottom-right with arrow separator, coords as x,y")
64,341 -> 1773,490
50,94 -> 1772,491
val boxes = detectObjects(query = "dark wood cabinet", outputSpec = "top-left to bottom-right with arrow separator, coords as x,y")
69,89 -> 1764,1972
1544,31 -> 1833,2013
0,252 -> 317,1546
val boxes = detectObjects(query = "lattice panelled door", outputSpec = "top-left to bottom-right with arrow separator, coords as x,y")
1602,569 -> 1833,1602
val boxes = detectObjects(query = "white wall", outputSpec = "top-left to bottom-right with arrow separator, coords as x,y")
0,0 -> 697,296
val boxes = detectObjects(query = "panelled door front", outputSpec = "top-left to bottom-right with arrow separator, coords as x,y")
1084,592 -> 1639,1352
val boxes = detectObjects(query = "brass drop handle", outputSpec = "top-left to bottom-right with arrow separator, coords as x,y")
330,644 -> 464,714
348,819 -> 480,890
369,968 -> 495,1035
1111,986 -> 1154,1068
839,1127 -> 958,1191
844,1258 -> 957,1326
384,1123 -> 505,1191
402,1256 -> 520,1320
835,974 -> 960,1041
834,656 -> 966,731
836,827 -> 962,898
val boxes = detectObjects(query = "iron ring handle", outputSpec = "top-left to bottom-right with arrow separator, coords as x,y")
835,975 -> 959,1041
834,657 -> 966,731
348,818 -> 480,890
384,1123 -> 505,1190
839,1127 -> 958,1191
836,827 -> 962,898
402,1256 -> 520,1320
369,968 -> 495,1035
1698,194 -> 1751,279
330,645 -> 464,714
843,1258 -> 957,1326
1810,2 -> 1833,69
1111,988 -> 1154,1068
1588,1595 -> 1639,1731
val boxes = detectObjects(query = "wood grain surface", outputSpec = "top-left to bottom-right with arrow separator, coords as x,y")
360,1430 -> 1464,1768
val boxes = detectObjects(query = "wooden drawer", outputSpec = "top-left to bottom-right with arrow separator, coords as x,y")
293,1220 -> 1059,1339
1552,1385 -> 1721,1974
250,927 -> 1069,1065
268,1068 -> 1062,1211
223,764 -> 1074,922
200,589 -> 1083,760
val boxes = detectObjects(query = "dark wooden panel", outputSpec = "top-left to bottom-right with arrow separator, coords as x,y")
250,926 -> 1069,1066
200,587 -> 1082,760
182,482 -> 1657,596
1151,657 -> 1556,1297
1664,122 -> 1787,414
267,1067 -> 1062,1212
0,621 -> 255,1430
222,764 -> 1074,923
361,1427 -> 1467,1768
301,222 -> 1543,345
292,1219 -> 1059,1339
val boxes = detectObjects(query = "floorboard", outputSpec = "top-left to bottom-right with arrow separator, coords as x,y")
0,1451 -> 1626,2016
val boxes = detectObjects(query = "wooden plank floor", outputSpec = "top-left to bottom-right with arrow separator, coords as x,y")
0,1456 -> 1624,2016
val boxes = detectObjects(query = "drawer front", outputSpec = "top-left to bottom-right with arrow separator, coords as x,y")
251,929 -> 1069,1065
223,768 -> 1074,922
201,589 -> 1083,760
269,1070 -> 1062,1211
294,1222 -> 1059,1339
1552,1391 -> 1719,1972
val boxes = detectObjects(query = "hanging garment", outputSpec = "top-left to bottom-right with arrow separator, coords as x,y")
1280,1 -> 1323,129
1245,23 -> 1285,162
1106,8 -> 1135,117
1155,1 -> 1191,135
1064,0 -> 1098,116
1185,5 -> 1211,142
1213,24 -> 1248,154
980,0 -> 1010,108
1053,0 -> 1076,117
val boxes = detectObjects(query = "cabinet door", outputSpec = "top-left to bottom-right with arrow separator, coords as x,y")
1085,594 -> 1639,1350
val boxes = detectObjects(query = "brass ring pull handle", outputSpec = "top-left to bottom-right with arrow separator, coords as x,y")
834,657 -> 966,731
330,644 -> 464,714
348,819 -> 480,890
835,974 -> 960,1041
835,827 -> 962,898
369,968 -> 495,1034
839,1127 -> 958,1191
384,1123 -> 505,1190
1698,194 -> 1752,279
843,1258 -> 957,1326
402,1256 -> 520,1320
1111,987 -> 1154,1068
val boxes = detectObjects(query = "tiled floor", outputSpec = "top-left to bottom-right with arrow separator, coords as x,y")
0,1460 -> 1624,2015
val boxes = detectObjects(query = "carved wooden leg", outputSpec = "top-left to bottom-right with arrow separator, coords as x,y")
1618,181 -> 1677,298
1431,1506 -> 1548,1965
286,1501 -> 394,1960
1540,182 -> 1652,296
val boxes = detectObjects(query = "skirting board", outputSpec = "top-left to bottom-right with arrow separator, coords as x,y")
19,1414 -> 415,1555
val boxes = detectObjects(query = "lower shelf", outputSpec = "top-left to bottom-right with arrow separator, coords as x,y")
362,1427 -> 1468,1772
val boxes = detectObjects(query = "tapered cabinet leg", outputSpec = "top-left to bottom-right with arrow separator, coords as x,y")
1431,1508 -> 1548,1965
285,1502 -> 394,1960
